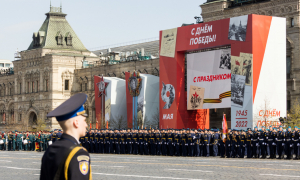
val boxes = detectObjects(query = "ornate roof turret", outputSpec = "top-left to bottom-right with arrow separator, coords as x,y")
27,6 -> 87,51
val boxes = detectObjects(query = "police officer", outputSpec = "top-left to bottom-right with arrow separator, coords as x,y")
40,93 -> 92,180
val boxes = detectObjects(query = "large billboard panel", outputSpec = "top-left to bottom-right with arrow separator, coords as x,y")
159,14 -> 286,130
187,49 -> 231,109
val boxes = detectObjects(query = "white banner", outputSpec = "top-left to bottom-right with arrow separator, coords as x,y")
187,48 -> 231,109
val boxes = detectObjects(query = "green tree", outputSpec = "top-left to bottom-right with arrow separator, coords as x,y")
286,99 -> 300,128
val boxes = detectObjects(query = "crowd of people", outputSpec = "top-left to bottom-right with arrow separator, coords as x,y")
0,130 -> 57,151
1,126 -> 300,160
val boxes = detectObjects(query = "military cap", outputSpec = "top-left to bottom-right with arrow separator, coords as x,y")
279,126 -> 283,128
295,126 -> 299,129
261,126 -> 265,128
288,126 -> 291,129
47,93 -> 88,121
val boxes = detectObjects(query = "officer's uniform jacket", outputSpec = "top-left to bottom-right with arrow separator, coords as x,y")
167,133 -> 173,145
155,133 -> 161,145
174,134 -> 180,145
125,133 -> 132,144
40,133 -> 91,180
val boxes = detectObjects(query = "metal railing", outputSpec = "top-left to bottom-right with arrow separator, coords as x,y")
0,68 -> 14,76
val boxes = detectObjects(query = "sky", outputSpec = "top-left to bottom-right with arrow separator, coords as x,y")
0,0 -> 206,61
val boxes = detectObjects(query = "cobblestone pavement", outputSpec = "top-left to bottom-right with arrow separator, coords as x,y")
1,151 -> 300,180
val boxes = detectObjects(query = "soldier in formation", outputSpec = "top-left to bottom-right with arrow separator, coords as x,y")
0,130 -> 53,152
1,125 -> 300,160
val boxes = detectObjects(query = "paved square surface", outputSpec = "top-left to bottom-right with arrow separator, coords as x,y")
1,151 -> 300,180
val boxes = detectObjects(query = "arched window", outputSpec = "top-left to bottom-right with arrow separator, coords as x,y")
10,108 -> 14,124
56,31 -> 63,45
65,32 -> 72,46
0,104 -> 5,124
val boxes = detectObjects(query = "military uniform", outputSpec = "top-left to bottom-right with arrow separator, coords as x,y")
40,134 -> 91,180
246,130 -> 252,158
161,132 -> 167,155
294,128 -> 300,159
174,132 -> 181,156
225,131 -> 232,158
41,93 -> 91,180
0,133 -> 4,150
138,132 -> 144,155
213,131 -> 220,157
252,130 -> 259,158
238,131 -> 245,158
143,131 -> 149,155
285,128 -> 293,159
277,129 -> 285,159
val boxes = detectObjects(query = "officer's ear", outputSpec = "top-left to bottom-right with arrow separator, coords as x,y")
73,117 -> 80,129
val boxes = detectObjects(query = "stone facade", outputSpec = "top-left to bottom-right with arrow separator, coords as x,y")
200,0 -> 299,125
0,7 -> 160,131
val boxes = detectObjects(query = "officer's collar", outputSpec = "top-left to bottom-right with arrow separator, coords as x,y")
62,133 -> 80,145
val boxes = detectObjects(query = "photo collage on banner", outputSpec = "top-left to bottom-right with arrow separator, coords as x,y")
228,15 -> 253,130
187,48 -> 231,110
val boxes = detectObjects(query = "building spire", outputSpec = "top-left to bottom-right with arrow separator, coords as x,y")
60,0 -> 62,12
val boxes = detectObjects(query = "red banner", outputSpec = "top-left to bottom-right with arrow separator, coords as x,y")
125,72 -> 133,129
94,75 -> 104,129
